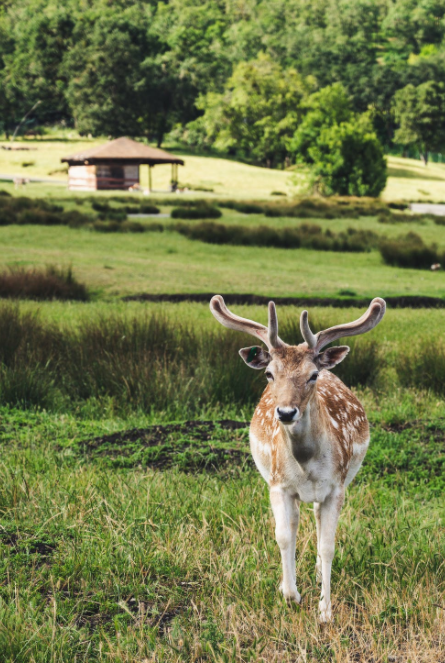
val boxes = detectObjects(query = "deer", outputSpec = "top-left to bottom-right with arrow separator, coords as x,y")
209,295 -> 386,622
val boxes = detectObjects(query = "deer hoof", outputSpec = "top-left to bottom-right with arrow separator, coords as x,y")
319,601 -> 332,623
279,583 -> 301,603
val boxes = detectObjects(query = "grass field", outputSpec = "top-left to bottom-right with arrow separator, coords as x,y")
0,154 -> 445,659
2,137 -> 445,200
1,217 -> 445,300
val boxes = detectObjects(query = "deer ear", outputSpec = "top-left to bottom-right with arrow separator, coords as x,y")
239,346 -> 271,370
316,345 -> 350,370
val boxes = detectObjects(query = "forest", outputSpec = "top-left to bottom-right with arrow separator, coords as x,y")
1,0 -> 445,173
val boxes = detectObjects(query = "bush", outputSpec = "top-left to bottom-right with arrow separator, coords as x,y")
91,201 -> 110,212
120,221 -> 145,233
309,121 -> 387,197
92,220 -> 121,232
0,190 -> 11,197
388,202 -> 409,210
379,232 -> 441,268
219,201 -> 265,214
171,206 -> 222,220
0,266 -> 89,301
263,198 -> 386,219
17,209 -> 65,225
139,204 -> 160,214
378,211 -> 427,224
175,221 -> 378,252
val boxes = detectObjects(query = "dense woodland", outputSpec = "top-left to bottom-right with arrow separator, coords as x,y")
1,0 -> 445,175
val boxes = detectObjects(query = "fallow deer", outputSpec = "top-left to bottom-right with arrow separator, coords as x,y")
210,295 -> 386,621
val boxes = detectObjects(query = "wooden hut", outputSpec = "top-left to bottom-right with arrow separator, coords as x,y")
61,137 -> 184,192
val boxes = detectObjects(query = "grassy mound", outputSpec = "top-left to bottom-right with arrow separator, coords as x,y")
379,232 -> 442,269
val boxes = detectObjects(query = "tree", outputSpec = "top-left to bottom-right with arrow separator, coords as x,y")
393,80 -> 445,164
309,119 -> 387,196
289,83 -> 353,163
189,55 -> 316,167
1,2 -> 75,129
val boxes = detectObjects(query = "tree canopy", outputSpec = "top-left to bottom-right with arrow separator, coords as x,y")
393,81 -> 445,163
1,0 -> 445,173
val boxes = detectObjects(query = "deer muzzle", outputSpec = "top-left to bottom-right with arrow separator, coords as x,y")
275,406 -> 300,423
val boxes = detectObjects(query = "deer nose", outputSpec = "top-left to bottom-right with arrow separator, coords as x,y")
275,406 -> 299,423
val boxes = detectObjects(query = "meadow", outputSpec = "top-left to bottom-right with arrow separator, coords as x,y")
0,163 -> 444,660
2,137 -> 445,201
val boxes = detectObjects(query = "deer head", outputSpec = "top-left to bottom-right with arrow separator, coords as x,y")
210,295 -> 386,425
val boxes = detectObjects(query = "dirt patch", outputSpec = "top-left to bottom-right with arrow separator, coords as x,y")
77,419 -> 251,472
122,293 -> 445,309
0,531 -> 57,558
381,418 -> 445,437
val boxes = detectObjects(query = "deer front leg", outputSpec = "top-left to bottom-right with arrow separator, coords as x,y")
269,487 -> 300,603
314,502 -> 322,582
317,488 -> 344,622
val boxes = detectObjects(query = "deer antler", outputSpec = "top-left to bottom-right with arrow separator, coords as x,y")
300,298 -> 386,353
210,295 -> 285,350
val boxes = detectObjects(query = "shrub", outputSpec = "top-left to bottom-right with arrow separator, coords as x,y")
171,206 -> 222,220
120,221 -> 145,233
379,232 -> 441,268
139,204 -> 160,214
17,209 -> 65,225
219,201 -> 265,214
97,210 -> 127,222
309,121 -> 387,197
64,210 -> 91,228
0,266 -> 89,301
388,202 -> 409,210
0,190 -> 11,197
123,204 -> 160,215
92,220 -> 121,232
377,211 -> 427,224
91,201 -> 110,212
175,221 -> 378,252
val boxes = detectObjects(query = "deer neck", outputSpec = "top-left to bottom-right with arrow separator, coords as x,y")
280,392 -> 323,465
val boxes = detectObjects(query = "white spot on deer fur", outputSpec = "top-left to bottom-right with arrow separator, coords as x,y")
330,418 -> 339,429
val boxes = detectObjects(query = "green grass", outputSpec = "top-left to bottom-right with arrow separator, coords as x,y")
0,405 -> 443,661
1,216 -> 445,299
0,164 -> 445,659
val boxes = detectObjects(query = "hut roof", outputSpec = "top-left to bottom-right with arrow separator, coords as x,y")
61,137 -> 184,166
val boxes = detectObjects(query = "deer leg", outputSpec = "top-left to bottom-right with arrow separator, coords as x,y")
314,502 -> 322,582
269,487 -> 300,603
317,488 -> 344,622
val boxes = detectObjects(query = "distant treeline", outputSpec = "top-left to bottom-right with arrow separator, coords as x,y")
1,0 -> 445,169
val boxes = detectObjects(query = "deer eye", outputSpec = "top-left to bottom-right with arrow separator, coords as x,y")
308,371 -> 319,383
265,371 -> 274,382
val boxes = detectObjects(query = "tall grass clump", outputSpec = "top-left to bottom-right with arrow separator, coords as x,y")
175,221 -> 379,252
379,232 -> 442,269
396,340 -> 445,395
0,305 -> 385,415
0,266 -> 89,301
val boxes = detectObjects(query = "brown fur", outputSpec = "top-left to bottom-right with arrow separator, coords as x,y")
251,345 -> 369,484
